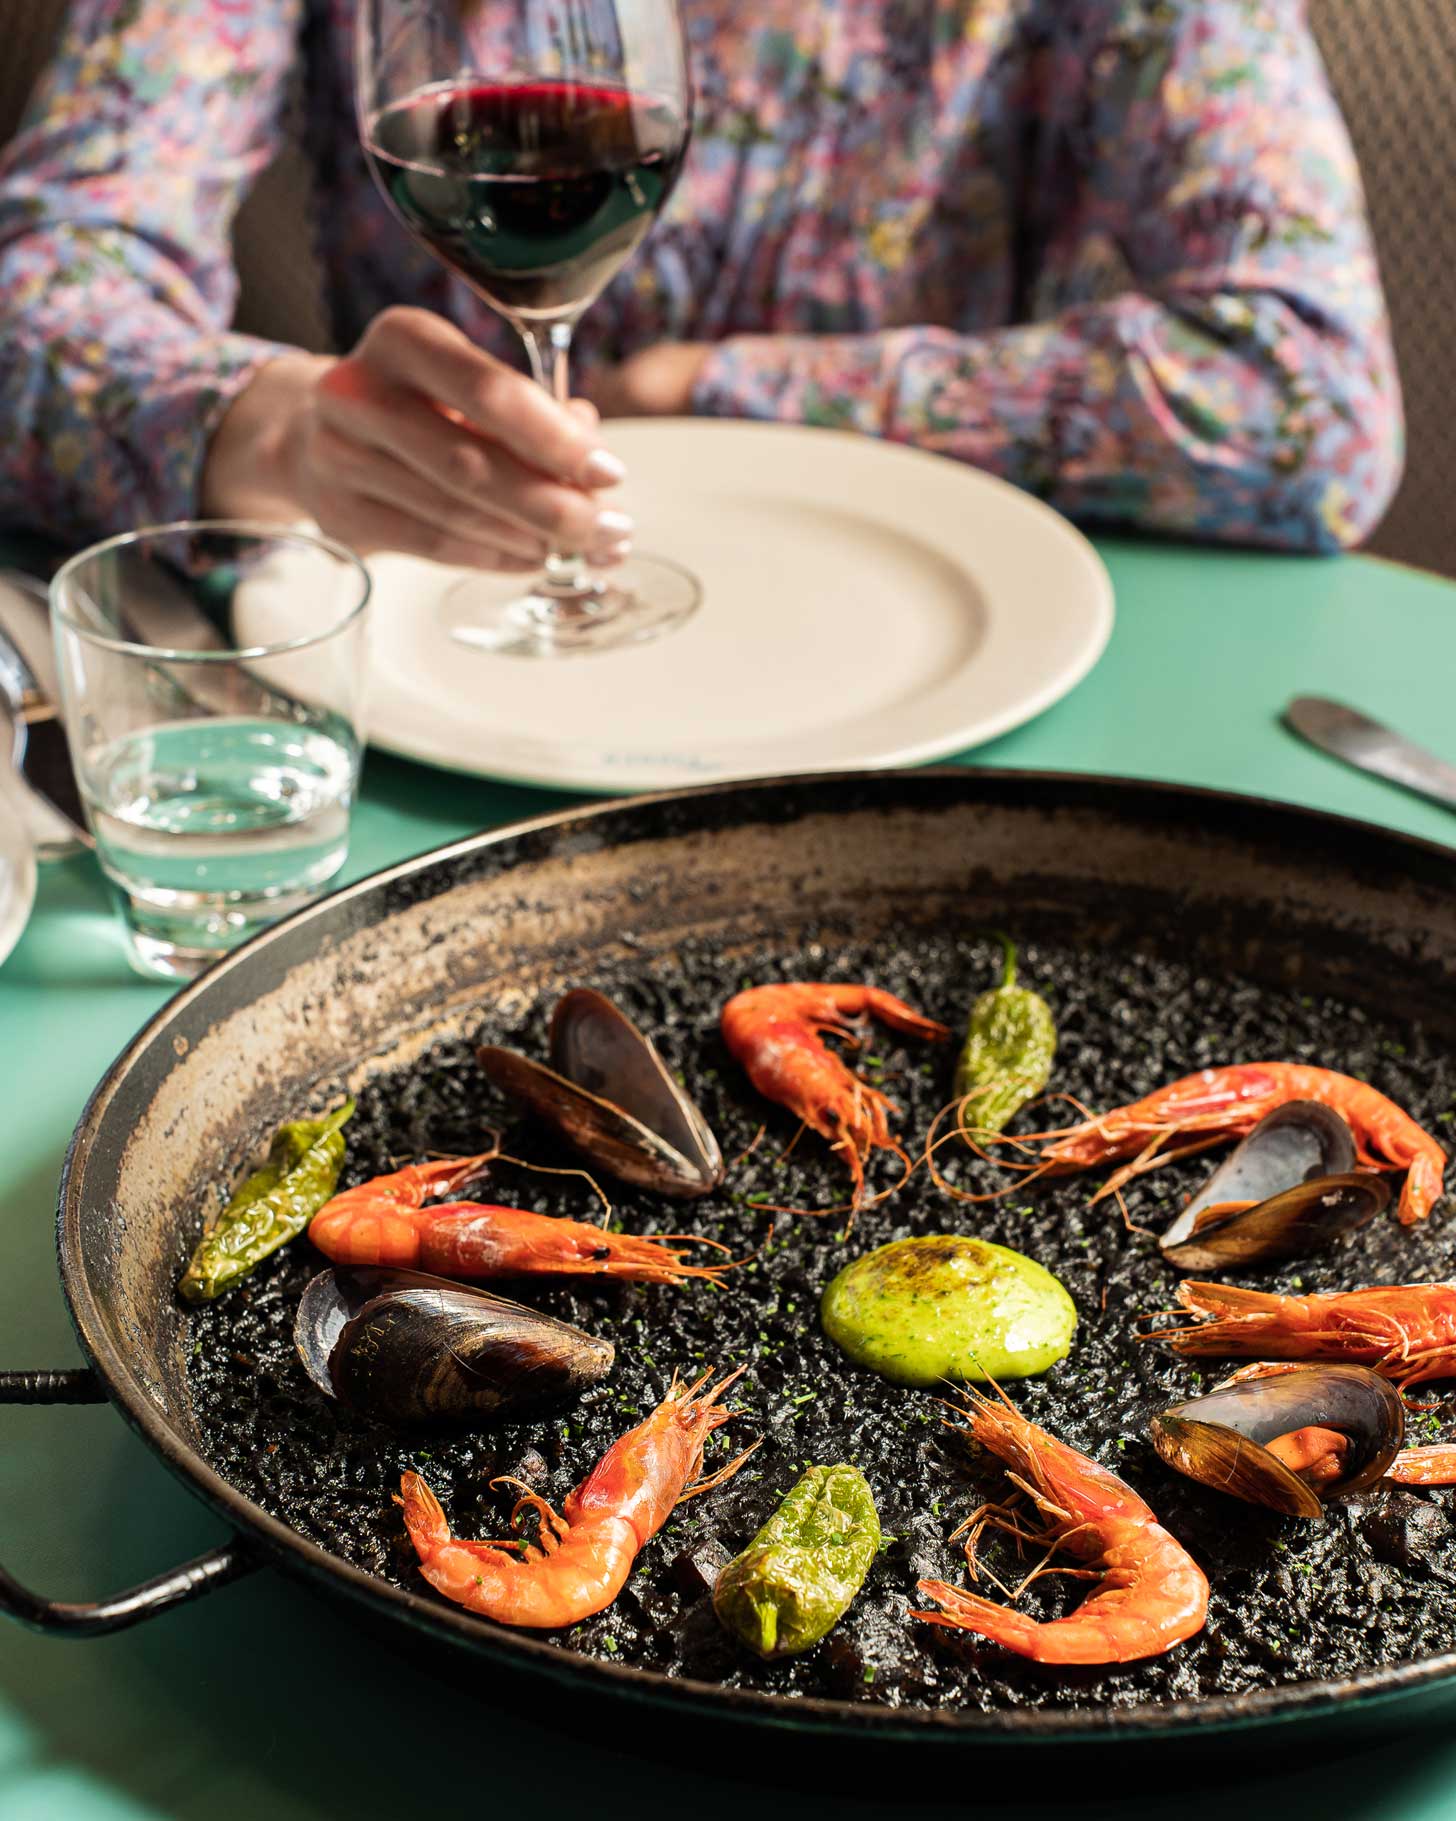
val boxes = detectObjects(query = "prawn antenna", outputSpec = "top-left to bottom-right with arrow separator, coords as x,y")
496,1150 -> 615,1222
728,1123 -> 766,1170
682,1435 -> 763,1500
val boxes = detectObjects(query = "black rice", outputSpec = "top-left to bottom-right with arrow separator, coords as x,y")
184,930 -> 1456,1713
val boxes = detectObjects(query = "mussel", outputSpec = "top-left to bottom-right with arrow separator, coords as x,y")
1150,1364 -> 1404,1519
477,988 -> 724,1198
294,1265 -> 614,1427
1159,1100 -> 1389,1271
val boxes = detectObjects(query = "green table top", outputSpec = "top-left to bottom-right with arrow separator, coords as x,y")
3,536 -> 1456,1820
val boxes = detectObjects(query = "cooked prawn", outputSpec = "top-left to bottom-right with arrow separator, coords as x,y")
972,1063 -> 1444,1225
308,1155 -> 731,1285
398,1367 -> 753,1628
912,1386 -> 1208,1665
720,983 -> 948,1208
1143,1279 -> 1456,1388
1387,1446 -> 1456,1486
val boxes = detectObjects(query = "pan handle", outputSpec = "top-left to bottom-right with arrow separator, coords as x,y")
0,1365 -> 257,1635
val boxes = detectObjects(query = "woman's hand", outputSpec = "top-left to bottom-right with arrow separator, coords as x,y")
201,308 -> 634,570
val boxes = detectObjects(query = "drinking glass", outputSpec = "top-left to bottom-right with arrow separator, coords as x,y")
51,522 -> 371,980
356,0 -> 699,658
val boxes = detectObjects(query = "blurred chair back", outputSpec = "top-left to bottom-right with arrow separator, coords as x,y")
1311,0 -> 1456,578
0,0 -> 331,353
0,0 -> 1452,575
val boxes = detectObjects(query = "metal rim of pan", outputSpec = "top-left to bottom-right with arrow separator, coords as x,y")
48,768 -> 1456,1745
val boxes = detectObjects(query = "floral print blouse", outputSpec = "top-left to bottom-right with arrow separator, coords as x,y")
0,0 -> 1403,552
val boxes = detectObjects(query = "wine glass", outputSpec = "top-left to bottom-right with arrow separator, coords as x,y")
356,0 -> 699,659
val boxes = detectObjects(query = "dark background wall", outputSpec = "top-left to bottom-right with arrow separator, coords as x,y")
1,0 -> 1451,576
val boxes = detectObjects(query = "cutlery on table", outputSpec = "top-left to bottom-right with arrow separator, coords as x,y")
0,782 -> 36,968
1283,696 -> 1456,816
0,617 -> 91,850
63,551 -> 309,723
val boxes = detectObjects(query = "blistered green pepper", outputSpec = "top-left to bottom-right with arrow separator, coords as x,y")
713,1464 -> 880,1659
179,1100 -> 354,1303
953,936 -> 1056,1132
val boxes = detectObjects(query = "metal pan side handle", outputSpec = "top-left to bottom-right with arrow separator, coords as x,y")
0,1366 -> 257,1635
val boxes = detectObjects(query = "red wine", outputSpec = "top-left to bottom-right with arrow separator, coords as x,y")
364,80 -> 687,319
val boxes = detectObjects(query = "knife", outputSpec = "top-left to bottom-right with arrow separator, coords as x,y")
88,551 -> 310,722
1283,695 -> 1456,815
0,620 -> 92,846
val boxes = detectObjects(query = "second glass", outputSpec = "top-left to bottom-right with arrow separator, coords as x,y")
356,0 -> 700,658
51,522 -> 371,980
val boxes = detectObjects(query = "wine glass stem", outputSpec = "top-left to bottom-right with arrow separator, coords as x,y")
519,321 -> 602,610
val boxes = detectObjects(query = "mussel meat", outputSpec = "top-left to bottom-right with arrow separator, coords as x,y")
1159,1100 -> 1388,1271
478,988 -> 724,1198
1150,1364 -> 1404,1519
294,1265 -> 614,1427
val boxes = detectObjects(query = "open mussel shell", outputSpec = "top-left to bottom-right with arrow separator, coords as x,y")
1150,1364 -> 1404,1520
1159,1100 -> 1386,1271
294,1266 -> 614,1428
1160,1172 -> 1390,1272
477,988 -> 724,1199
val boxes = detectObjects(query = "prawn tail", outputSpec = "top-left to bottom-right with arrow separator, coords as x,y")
1399,1151 -> 1446,1225
1387,1444 -> 1456,1487
1390,1442 -> 1456,1485
859,988 -> 951,1045
913,1579 -> 1189,1666
397,1471 -> 452,1558
1140,1279 -> 1292,1355
1177,1279 -> 1285,1319
912,1581 -> 1046,1655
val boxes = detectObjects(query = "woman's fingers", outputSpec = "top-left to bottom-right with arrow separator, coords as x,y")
306,430 -> 630,570
306,307 -> 633,571
319,494 -> 544,571
316,371 -> 633,553
350,307 -> 625,488
199,317 -> 627,579
308,423 -> 541,560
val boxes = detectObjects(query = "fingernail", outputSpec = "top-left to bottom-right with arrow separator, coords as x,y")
582,448 -> 627,487
593,508 -> 635,539
588,534 -> 633,567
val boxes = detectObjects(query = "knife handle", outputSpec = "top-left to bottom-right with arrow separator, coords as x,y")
0,604 -> 90,856
0,629 -> 38,721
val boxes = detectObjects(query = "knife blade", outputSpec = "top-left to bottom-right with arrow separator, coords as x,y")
0,620 -> 92,845
1283,695 -> 1456,815
96,550 -> 309,722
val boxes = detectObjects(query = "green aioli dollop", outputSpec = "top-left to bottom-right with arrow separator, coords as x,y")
820,1235 -> 1076,1386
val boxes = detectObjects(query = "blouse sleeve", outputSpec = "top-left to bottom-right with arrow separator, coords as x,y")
0,0 -> 303,543
690,0 -> 1404,553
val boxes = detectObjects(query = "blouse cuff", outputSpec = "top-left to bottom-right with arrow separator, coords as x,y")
117,330 -> 296,533
689,332 -> 908,436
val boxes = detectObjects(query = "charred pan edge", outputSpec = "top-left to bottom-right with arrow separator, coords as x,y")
53,767 -> 1456,1747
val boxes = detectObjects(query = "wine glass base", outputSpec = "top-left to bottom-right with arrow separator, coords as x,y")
443,552 -> 702,658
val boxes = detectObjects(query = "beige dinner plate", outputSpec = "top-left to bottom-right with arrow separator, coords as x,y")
243,420 -> 1114,793
0,782 -> 35,971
